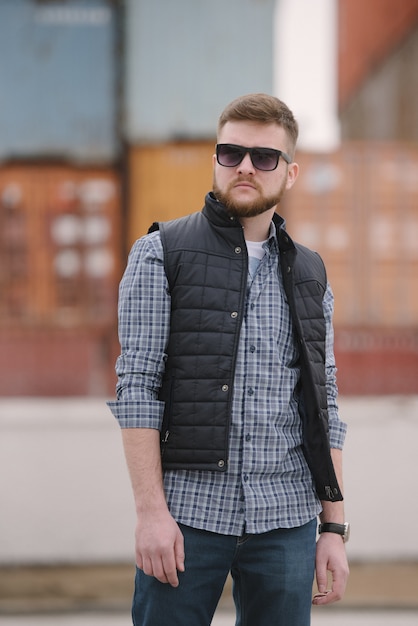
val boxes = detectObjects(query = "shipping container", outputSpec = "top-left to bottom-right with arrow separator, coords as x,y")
0,164 -> 121,326
127,141 -> 214,245
0,163 -> 121,396
0,0 -> 119,163
124,0 -> 275,143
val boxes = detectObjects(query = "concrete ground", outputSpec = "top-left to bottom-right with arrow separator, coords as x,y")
1,609 -> 418,626
0,610 -> 418,626
1,562 -> 417,625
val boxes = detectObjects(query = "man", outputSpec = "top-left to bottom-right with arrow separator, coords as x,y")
108,93 -> 349,626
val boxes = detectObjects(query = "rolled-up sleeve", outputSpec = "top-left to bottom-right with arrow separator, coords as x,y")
323,282 -> 347,449
107,232 -> 170,429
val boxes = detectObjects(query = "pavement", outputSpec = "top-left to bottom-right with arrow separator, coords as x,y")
1,609 -> 418,625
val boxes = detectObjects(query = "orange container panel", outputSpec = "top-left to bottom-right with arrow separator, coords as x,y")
0,164 -> 121,328
128,142 -> 214,245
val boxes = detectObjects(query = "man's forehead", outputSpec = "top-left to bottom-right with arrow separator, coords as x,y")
218,120 -> 289,149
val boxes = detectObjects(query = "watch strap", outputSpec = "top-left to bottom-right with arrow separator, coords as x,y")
318,522 -> 349,542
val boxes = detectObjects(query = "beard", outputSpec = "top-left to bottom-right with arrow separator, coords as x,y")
212,174 -> 287,219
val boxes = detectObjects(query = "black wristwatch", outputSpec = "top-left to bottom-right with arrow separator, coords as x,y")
318,522 -> 350,543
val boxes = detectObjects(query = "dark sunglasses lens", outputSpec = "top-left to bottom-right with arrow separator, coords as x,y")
251,148 -> 279,171
217,145 -> 244,167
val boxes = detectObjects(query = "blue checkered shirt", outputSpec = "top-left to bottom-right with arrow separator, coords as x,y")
108,224 -> 347,535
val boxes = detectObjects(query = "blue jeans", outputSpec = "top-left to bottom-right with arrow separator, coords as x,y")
132,519 -> 317,626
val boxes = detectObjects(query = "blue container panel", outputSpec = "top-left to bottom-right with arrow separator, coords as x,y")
125,0 -> 276,142
0,0 -> 118,163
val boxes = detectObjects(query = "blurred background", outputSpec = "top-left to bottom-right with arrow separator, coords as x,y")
0,0 -> 417,622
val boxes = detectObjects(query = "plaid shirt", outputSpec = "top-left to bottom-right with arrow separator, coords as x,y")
108,224 -> 347,535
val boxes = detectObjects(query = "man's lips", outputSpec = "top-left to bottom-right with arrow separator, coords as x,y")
233,180 -> 257,190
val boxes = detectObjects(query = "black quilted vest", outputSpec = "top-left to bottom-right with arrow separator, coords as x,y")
149,193 -> 342,502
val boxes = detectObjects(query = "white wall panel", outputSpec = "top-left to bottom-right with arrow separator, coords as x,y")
273,0 -> 340,151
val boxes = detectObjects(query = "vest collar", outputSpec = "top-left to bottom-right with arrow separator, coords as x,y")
203,192 -> 241,228
203,192 -> 296,254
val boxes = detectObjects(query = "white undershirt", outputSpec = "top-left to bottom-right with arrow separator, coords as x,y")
246,239 -> 267,278
246,239 -> 267,260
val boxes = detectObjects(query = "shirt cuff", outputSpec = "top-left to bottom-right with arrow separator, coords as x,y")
107,400 -> 165,429
328,417 -> 347,450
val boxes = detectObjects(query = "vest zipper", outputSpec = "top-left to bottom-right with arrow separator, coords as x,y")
161,429 -> 170,457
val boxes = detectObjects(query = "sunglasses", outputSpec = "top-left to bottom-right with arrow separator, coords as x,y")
216,143 -> 292,171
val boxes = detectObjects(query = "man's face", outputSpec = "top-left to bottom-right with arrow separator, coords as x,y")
213,121 -> 298,218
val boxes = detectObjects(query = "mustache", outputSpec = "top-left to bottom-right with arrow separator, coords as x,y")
229,175 -> 261,189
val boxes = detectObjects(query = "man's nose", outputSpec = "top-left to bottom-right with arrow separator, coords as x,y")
237,151 -> 255,173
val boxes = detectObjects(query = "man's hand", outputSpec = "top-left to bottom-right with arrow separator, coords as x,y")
121,428 -> 185,587
312,532 -> 349,605
135,509 -> 185,587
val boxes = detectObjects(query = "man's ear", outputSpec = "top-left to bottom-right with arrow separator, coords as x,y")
285,161 -> 299,190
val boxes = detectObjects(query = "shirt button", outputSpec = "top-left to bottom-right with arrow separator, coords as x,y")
234,246 -> 242,254
248,387 -> 254,396
243,474 -> 249,482
231,311 -> 238,318
250,303 -> 255,310
245,433 -> 251,442
249,345 -> 255,353
222,384 -> 229,392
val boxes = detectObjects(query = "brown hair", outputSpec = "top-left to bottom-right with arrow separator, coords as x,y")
217,93 -> 299,152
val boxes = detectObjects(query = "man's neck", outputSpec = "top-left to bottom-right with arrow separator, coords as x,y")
240,208 -> 276,242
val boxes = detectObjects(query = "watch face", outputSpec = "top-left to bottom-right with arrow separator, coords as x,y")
343,523 -> 350,543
